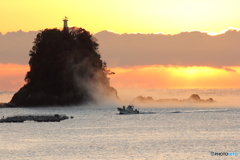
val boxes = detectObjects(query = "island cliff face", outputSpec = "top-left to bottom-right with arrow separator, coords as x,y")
9,27 -> 118,107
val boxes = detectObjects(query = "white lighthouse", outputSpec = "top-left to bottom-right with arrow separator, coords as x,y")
63,16 -> 68,31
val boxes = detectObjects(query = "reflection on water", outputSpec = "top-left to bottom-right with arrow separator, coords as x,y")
0,107 -> 239,160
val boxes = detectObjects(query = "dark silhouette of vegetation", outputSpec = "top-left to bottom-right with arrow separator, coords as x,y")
10,27 -> 118,106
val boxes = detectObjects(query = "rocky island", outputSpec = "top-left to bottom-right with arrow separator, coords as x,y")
4,18 -> 118,107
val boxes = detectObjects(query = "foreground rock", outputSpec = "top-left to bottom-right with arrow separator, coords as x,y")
0,114 -> 69,123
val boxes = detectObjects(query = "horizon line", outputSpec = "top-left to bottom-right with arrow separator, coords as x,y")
1,27 -> 240,36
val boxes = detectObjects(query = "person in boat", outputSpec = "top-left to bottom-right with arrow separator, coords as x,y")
123,106 -> 125,110
127,105 -> 133,110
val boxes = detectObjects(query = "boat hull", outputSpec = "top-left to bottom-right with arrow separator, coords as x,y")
117,108 -> 139,114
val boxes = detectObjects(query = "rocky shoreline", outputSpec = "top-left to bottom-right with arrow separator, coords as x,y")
0,103 -> 15,108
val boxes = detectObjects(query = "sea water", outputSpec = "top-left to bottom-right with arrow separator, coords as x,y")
0,107 -> 239,160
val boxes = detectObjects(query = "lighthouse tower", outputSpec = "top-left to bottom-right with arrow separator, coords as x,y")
63,16 -> 68,31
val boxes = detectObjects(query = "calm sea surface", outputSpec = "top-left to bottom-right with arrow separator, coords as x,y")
0,107 -> 239,160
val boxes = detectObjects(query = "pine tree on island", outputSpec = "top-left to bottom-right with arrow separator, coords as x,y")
9,17 -> 118,107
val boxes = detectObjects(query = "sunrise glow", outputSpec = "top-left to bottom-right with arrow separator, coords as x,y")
109,65 -> 240,89
1,64 -> 240,91
1,0 -> 240,104
1,1 -> 240,158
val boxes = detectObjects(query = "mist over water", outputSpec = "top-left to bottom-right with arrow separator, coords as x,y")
1,89 -> 239,108
115,88 -> 240,108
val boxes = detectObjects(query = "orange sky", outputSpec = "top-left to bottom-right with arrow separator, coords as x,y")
1,0 -> 240,35
110,65 -> 240,89
1,64 -> 240,91
0,64 -> 28,91
1,0 -> 240,102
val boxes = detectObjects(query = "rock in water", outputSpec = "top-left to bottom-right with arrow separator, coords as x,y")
0,114 -> 69,123
9,27 -> 119,107
188,94 -> 201,101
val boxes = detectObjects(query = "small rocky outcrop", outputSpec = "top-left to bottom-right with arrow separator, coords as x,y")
188,94 -> 201,101
133,94 -> 216,104
0,114 -> 69,123
133,96 -> 155,103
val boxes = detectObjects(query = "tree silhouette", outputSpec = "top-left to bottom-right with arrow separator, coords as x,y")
10,27 -> 118,106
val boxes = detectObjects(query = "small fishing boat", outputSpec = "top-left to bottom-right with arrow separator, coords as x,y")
117,105 -> 139,114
